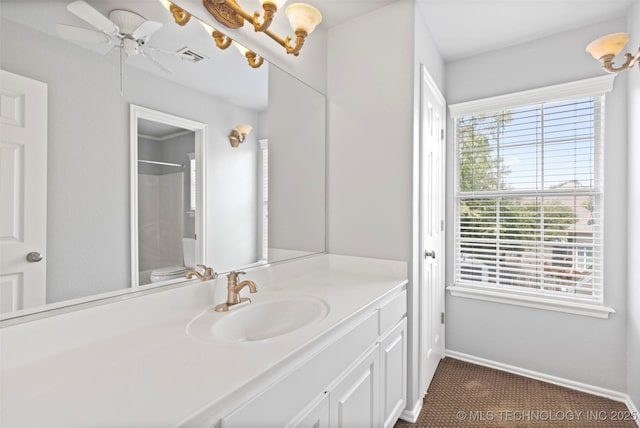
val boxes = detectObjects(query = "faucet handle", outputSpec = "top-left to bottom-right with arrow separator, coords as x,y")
196,264 -> 217,280
226,270 -> 247,286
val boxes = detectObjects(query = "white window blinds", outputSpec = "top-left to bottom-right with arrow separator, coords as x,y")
453,95 -> 604,302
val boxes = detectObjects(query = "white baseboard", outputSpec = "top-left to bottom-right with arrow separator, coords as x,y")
626,396 -> 640,428
446,350 -> 640,427
399,397 -> 423,423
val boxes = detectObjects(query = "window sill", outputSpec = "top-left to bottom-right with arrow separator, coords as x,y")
447,285 -> 615,319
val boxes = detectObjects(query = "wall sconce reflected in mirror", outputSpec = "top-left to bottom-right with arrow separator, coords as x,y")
233,42 -> 264,68
158,0 -> 191,25
586,32 -> 639,73
229,124 -> 253,147
199,20 -> 233,49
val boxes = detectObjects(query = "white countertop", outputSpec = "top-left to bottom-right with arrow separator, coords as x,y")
0,255 -> 407,427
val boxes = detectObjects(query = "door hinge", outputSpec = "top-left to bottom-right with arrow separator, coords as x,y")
440,129 -> 445,140
441,312 -> 445,324
441,219 -> 445,231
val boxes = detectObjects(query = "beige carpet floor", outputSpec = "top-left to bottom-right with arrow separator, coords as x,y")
395,357 -> 637,427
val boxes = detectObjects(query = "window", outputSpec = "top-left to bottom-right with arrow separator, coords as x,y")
449,76 -> 615,316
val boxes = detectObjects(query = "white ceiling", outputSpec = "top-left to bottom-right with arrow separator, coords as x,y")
304,0 -> 398,28
416,0 -> 635,61
305,0 -> 635,61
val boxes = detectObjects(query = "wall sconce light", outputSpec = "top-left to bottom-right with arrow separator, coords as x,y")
233,41 -> 264,68
229,124 -> 253,147
159,0 -> 192,25
586,32 -> 639,73
202,0 -> 322,56
199,21 -> 233,49
200,21 -> 263,67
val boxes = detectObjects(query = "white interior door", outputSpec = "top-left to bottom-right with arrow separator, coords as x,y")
419,65 -> 446,395
0,69 -> 48,315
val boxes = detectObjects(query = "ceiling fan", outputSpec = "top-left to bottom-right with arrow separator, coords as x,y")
56,0 -> 180,76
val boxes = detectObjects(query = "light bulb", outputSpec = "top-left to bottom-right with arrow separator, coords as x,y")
586,32 -> 630,59
198,20 -> 216,34
236,124 -> 253,135
285,3 -> 322,35
233,42 -> 249,56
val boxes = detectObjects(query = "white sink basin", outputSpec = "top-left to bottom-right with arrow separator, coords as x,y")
187,297 -> 330,343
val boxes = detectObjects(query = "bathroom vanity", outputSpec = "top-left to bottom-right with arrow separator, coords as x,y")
0,255 -> 407,427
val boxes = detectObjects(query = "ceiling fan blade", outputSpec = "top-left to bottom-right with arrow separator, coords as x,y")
56,24 -> 111,44
104,45 -> 124,67
132,21 -> 163,40
143,52 -> 173,75
67,0 -> 119,35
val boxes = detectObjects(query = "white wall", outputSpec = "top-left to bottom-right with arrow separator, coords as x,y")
328,1 -> 415,411
626,0 -> 640,410
327,0 -> 414,260
444,19 -> 629,392
414,5 -> 446,92
0,19 -> 260,301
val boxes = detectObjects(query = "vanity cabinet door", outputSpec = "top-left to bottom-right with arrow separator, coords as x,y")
287,392 -> 329,428
379,318 -> 407,428
329,345 -> 380,428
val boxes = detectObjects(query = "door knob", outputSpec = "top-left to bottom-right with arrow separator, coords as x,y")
424,250 -> 436,260
26,252 -> 43,263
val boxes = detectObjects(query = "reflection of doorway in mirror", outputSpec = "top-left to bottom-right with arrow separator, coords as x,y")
130,105 -> 206,289
137,125 -> 195,285
0,70 -> 47,316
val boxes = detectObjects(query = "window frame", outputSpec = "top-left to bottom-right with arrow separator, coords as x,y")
447,75 -> 616,318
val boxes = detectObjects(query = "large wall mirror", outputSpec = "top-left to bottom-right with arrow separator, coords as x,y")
0,0 -> 326,320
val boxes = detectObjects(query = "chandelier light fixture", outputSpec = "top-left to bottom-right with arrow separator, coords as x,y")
586,32 -> 639,73
202,0 -> 322,56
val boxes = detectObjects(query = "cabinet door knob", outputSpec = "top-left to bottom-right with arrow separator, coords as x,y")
26,252 -> 43,263
424,250 -> 436,260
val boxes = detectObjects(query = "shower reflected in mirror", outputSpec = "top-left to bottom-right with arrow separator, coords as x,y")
137,119 -> 196,285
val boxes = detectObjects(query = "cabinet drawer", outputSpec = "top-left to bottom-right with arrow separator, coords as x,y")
378,290 -> 407,336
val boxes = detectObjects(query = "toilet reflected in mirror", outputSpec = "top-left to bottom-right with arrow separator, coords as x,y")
147,238 -> 196,284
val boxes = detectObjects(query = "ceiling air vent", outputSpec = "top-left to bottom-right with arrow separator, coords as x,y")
176,47 -> 207,63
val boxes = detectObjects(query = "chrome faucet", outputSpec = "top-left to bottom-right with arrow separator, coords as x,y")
214,271 -> 257,312
185,264 -> 217,281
